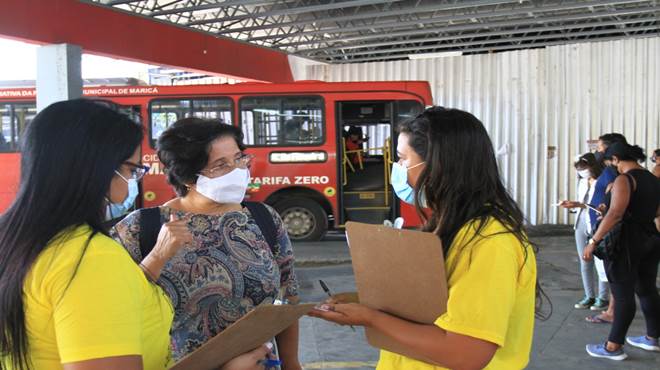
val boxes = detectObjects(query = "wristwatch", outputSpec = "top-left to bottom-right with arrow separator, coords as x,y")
589,238 -> 600,245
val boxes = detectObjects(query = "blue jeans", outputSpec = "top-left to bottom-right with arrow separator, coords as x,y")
575,212 -> 609,300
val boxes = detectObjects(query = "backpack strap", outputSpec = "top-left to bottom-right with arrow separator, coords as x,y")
139,207 -> 163,259
242,201 -> 279,254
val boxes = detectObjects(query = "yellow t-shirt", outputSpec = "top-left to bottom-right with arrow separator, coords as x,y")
377,218 -> 537,370
3,225 -> 174,370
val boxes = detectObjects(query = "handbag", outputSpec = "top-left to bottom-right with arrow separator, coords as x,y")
593,173 -> 634,260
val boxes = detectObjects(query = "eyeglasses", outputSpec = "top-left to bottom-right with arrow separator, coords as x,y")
201,153 -> 254,178
122,161 -> 150,181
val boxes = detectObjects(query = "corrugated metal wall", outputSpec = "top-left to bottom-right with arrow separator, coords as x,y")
302,37 -> 660,225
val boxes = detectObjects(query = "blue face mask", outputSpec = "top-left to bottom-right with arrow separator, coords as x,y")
390,162 -> 425,205
105,174 -> 139,220
594,151 -> 605,163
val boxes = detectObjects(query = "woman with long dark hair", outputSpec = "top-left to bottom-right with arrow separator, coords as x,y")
583,142 -> 660,361
311,107 -> 540,369
0,100 -> 270,370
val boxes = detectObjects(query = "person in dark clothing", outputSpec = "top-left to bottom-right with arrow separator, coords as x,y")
585,133 -> 627,324
589,134 -> 628,234
583,142 -> 660,361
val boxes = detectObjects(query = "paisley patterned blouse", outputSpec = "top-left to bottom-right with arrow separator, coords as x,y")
110,204 -> 298,361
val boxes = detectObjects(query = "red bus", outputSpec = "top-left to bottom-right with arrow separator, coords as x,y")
0,81 -> 433,240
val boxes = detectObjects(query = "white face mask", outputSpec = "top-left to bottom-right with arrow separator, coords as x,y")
195,168 -> 250,204
577,169 -> 591,179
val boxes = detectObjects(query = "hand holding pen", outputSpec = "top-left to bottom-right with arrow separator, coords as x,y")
319,280 -> 356,332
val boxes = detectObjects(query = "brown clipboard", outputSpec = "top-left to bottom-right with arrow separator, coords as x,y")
346,222 -> 447,359
170,303 -> 315,370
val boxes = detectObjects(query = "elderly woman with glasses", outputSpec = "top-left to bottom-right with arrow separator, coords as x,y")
110,118 -> 301,369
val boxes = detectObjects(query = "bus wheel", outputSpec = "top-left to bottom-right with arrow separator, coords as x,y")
274,197 -> 327,242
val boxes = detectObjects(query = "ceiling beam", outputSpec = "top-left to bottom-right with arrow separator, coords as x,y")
248,0 -> 650,42
186,0 -> 402,26
274,5 -> 660,48
335,33 -> 659,63
317,25 -> 658,59
149,0 -> 288,17
105,0 -> 144,5
215,0 -> 520,34
298,16 -> 658,55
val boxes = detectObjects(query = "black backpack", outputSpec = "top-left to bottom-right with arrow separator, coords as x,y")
137,201 -> 278,259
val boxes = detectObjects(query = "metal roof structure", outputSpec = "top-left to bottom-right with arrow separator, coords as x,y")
93,0 -> 660,64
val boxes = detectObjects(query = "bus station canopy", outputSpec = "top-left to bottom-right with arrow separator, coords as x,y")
95,0 -> 660,63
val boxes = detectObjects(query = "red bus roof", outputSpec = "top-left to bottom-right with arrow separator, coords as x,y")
0,80 -> 433,104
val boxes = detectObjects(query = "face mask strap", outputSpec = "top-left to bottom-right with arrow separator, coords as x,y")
406,161 -> 426,170
114,170 -> 130,183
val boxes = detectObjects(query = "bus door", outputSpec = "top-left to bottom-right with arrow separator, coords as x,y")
336,101 -> 396,225
336,100 -> 424,226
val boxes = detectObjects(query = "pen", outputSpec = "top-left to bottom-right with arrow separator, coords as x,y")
319,280 -> 356,332
319,279 -> 332,298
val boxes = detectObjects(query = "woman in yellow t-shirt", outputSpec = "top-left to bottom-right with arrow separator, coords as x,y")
311,107 -> 544,369
0,100 -> 270,370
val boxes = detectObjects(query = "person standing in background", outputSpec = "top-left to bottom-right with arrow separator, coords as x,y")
560,153 -> 608,311
583,142 -> 660,361
652,149 -> 660,233
585,133 -> 628,324
651,149 -> 660,179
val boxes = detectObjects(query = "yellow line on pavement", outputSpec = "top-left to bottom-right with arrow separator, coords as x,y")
303,361 -> 377,369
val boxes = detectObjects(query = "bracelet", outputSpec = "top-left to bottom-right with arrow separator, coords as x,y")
139,263 -> 158,283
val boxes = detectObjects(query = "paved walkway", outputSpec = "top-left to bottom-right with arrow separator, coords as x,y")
292,226 -> 660,370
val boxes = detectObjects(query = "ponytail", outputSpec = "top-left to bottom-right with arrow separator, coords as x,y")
627,145 -> 646,162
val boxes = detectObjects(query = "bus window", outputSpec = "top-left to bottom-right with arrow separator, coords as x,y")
91,100 -> 141,124
150,98 -> 233,146
0,103 -> 36,153
192,99 -> 233,123
396,100 -> 424,124
240,96 -> 324,146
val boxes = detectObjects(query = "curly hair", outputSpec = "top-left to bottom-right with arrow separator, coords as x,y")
156,118 -> 245,196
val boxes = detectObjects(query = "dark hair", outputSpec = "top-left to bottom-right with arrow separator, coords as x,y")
348,126 -> 363,136
574,152 -> 603,179
598,133 -> 628,147
157,118 -> 246,196
398,106 -> 550,319
0,99 -> 142,370
605,142 -> 646,162
653,148 -> 660,158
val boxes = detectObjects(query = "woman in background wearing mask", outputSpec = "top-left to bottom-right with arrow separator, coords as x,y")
111,118 -> 301,369
583,142 -> 660,361
559,153 -> 609,311
311,107 -> 541,369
